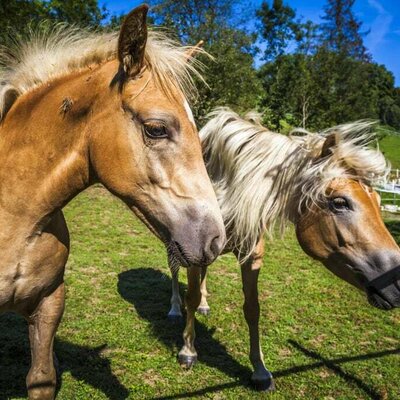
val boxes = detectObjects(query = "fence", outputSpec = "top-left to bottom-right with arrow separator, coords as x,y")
377,169 -> 400,213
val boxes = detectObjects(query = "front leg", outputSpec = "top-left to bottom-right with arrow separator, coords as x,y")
197,267 -> 210,315
178,267 -> 202,368
168,265 -> 183,321
26,282 -> 65,400
236,238 -> 274,391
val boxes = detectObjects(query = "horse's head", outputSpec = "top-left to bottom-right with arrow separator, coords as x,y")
295,129 -> 400,310
89,5 -> 225,266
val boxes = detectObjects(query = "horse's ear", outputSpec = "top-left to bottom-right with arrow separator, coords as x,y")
320,132 -> 338,158
185,40 -> 204,61
118,4 -> 149,77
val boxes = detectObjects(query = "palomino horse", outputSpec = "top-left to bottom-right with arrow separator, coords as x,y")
0,5 -> 226,399
168,108 -> 400,391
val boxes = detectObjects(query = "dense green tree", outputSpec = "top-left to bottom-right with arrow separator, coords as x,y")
1,0 -> 399,131
258,54 -> 312,129
151,0 -> 261,123
257,0 -> 299,61
45,0 -> 107,27
257,0 -> 319,60
0,0 -> 48,43
257,0 -> 400,131
0,0 -> 107,44
152,0 -> 240,42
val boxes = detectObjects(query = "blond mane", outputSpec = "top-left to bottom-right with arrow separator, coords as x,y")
0,24 -> 204,121
200,108 -> 389,258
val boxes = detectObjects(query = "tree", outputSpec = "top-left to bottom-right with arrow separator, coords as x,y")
257,0 -> 400,131
257,0 -> 299,61
0,0 -> 107,44
45,0 -> 107,27
195,28 -> 261,121
151,0 -> 262,122
0,1 -> 48,43
319,0 -> 370,61
258,54 -> 316,129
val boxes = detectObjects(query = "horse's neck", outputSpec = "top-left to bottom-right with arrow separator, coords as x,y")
0,69 -> 99,229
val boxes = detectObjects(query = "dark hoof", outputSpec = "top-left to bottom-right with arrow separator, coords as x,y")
251,376 -> 275,392
197,307 -> 210,316
178,354 -> 197,369
167,313 -> 183,323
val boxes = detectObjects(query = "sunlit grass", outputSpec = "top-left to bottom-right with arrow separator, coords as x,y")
1,185 -> 399,400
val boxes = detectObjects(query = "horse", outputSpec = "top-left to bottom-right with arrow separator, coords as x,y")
167,108 -> 400,391
0,5 -> 226,399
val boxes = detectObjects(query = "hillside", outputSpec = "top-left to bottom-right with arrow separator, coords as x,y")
380,134 -> 400,169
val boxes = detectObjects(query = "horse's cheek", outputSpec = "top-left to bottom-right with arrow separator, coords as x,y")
295,214 -> 330,262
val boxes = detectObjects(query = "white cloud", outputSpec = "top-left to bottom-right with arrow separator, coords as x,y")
366,0 -> 393,52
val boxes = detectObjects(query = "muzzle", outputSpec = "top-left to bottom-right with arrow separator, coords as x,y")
366,265 -> 400,310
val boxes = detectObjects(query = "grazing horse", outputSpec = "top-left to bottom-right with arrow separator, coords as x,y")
168,108 -> 400,391
0,5 -> 226,399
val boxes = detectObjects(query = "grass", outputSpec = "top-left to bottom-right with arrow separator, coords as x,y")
1,186 -> 399,400
379,134 -> 400,169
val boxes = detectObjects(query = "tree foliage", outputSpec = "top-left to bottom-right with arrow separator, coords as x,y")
257,0 -> 399,131
0,0 -> 107,44
45,0 -> 107,27
0,0 -> 399,131
320,0 -> 370,61
257,0 -> 299,61
151,0 -> 262,123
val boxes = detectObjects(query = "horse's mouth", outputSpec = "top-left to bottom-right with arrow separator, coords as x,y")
367,290 -> 394,310
365,266 -> 400,310
168,241 -> 191,268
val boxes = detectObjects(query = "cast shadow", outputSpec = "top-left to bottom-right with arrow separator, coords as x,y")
118,268 -> 252,383
149,339 -> 399,400
0,312 -> 129,400
117,270 -> 398,400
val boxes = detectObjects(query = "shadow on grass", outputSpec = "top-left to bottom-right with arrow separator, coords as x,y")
118,269 -> 399,400
149,340 -> 399,400
0,312 -> 129,400
118,268 -> 252,382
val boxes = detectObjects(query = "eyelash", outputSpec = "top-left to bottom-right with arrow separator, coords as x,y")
143,122 -> 169,139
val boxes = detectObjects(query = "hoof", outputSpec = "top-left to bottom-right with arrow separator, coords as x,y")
197,307 -> 210,316
167,313 -> 183,323
251,376 -> 275,392
178,354 -> 197,369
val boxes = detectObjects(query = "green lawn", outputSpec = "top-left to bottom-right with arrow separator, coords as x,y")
1,186 -> 399,400
379,134 -> 400,169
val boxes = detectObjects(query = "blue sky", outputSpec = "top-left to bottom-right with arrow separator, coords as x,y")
103,0 -> 400,86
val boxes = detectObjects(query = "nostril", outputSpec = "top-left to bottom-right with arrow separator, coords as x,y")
209,235 -> 223,258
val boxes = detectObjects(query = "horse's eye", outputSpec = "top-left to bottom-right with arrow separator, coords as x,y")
144,123 -> 168,139
329,197 -> 350,212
